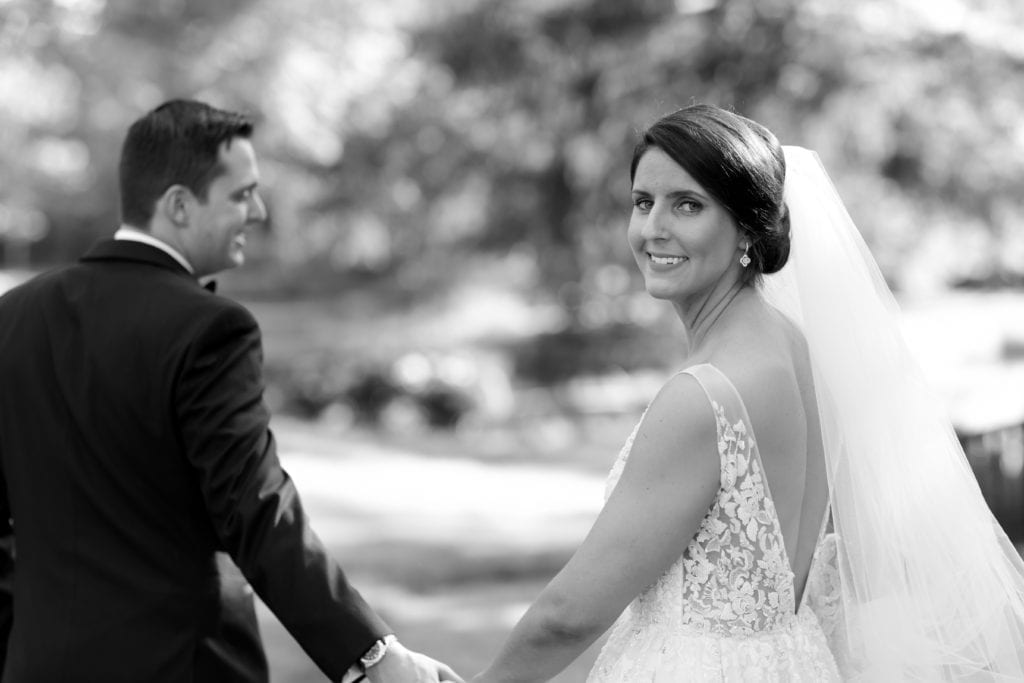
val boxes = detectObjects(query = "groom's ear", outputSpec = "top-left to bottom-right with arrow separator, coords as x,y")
159,186 -> 192,228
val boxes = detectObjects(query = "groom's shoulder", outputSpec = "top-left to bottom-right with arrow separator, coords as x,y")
0,263 -> 75,307
206,292 -> 258,326
186,288 -> 262,337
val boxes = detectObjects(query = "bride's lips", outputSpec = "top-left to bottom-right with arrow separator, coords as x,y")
646,252 -> 687,271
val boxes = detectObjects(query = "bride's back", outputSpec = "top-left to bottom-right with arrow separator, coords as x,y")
706,297 -> 828,605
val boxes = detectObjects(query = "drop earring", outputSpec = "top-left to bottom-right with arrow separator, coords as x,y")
739,244 -> 751,268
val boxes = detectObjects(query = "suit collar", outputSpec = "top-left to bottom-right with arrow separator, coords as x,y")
81,239 -> 196,281
113,226 -> 194,274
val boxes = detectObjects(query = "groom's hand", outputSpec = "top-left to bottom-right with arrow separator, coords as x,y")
364,641 -> 464,683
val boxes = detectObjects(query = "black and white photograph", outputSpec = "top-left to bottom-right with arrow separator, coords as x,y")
2,0 -> 1024,680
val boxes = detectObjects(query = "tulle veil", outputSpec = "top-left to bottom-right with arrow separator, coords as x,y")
762,147 -> 1024,680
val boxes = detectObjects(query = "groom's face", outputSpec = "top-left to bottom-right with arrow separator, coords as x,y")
186,138 -> 266,277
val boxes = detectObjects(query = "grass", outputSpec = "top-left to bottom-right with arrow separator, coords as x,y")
252,416 -> 617,682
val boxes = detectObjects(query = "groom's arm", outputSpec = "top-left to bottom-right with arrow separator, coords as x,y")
175,301 -> 390,679
0,461 -> 12,671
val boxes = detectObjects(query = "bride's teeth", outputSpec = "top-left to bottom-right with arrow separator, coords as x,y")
651,254 -> 683,265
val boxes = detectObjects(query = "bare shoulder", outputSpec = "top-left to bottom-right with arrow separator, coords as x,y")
721,356 -> 793,396
626,371 -> 719,476
709,321 -> 805,432
644,370 -> 716,431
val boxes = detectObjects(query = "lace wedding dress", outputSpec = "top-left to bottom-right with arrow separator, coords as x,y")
588,363 -> 841,681
584,146 -> 1024,679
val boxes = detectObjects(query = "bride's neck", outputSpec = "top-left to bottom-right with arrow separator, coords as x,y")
677,281 -> 750,355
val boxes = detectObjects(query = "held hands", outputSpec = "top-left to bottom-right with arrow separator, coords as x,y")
468,667 -> 516,683
364,641 -> 464,683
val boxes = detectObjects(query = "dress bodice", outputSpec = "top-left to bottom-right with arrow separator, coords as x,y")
589,363 -> 841,681
604,363 -> 799,636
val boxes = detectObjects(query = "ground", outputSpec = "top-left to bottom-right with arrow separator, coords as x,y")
256,417 -> 613,682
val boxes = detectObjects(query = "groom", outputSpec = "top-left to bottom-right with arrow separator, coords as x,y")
0,100 -> 460,682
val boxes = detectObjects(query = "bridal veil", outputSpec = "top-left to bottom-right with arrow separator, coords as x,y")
762,147 -> 1024,680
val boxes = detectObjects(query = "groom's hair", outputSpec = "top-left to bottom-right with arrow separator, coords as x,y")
118,99 -> 254,229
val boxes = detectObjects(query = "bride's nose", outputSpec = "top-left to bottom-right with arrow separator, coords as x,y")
640,204 -> 670,241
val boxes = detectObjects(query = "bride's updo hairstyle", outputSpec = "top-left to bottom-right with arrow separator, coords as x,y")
630,104 -> 791,285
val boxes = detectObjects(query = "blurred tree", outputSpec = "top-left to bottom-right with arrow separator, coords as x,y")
366,0 -> 1024,299
0,0 -> 422,264
316,0 -> 834,322
2,0 -> 1024,297
0,0 -> 267,261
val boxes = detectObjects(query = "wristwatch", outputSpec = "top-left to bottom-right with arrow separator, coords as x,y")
360,634 -> 398,671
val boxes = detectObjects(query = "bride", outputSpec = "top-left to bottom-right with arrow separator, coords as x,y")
472,104 -> 1024,681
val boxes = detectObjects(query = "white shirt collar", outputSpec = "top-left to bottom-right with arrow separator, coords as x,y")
114,226 -> 194,275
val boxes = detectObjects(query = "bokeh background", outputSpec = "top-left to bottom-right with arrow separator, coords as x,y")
3,0 -> 1024,679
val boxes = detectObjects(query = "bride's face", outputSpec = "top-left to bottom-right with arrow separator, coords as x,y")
628,148 -> 744,305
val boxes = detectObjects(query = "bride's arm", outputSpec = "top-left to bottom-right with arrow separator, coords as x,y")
474,373 -> 720,683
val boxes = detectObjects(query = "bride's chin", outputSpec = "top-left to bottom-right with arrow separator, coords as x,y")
645,284 -> 680,301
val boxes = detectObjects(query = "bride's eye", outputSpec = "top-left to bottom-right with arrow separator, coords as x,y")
677,199 -> 702,213
633,197 -> 653,212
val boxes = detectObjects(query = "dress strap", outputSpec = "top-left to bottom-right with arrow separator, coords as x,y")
682,365 -> 833,613
678,363 -> 760,492
678,365 -> 758,443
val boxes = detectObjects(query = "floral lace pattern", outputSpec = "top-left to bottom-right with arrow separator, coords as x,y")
802,532 -> 848,673
680,399 -> 795,635
588,365 -> 840,682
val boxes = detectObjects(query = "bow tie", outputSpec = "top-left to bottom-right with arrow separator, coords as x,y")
203,280 -> 217,293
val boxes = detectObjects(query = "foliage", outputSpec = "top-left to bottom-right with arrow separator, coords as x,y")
511,324 -> 682,384
264,353 -> 475,428
2,0 -> 1024,299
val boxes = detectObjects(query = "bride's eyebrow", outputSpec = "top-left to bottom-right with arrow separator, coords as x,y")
665,189 -> 708,201
631,188 -> 709,201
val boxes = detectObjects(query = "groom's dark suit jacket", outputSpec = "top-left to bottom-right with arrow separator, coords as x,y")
0,240 -> 389,681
